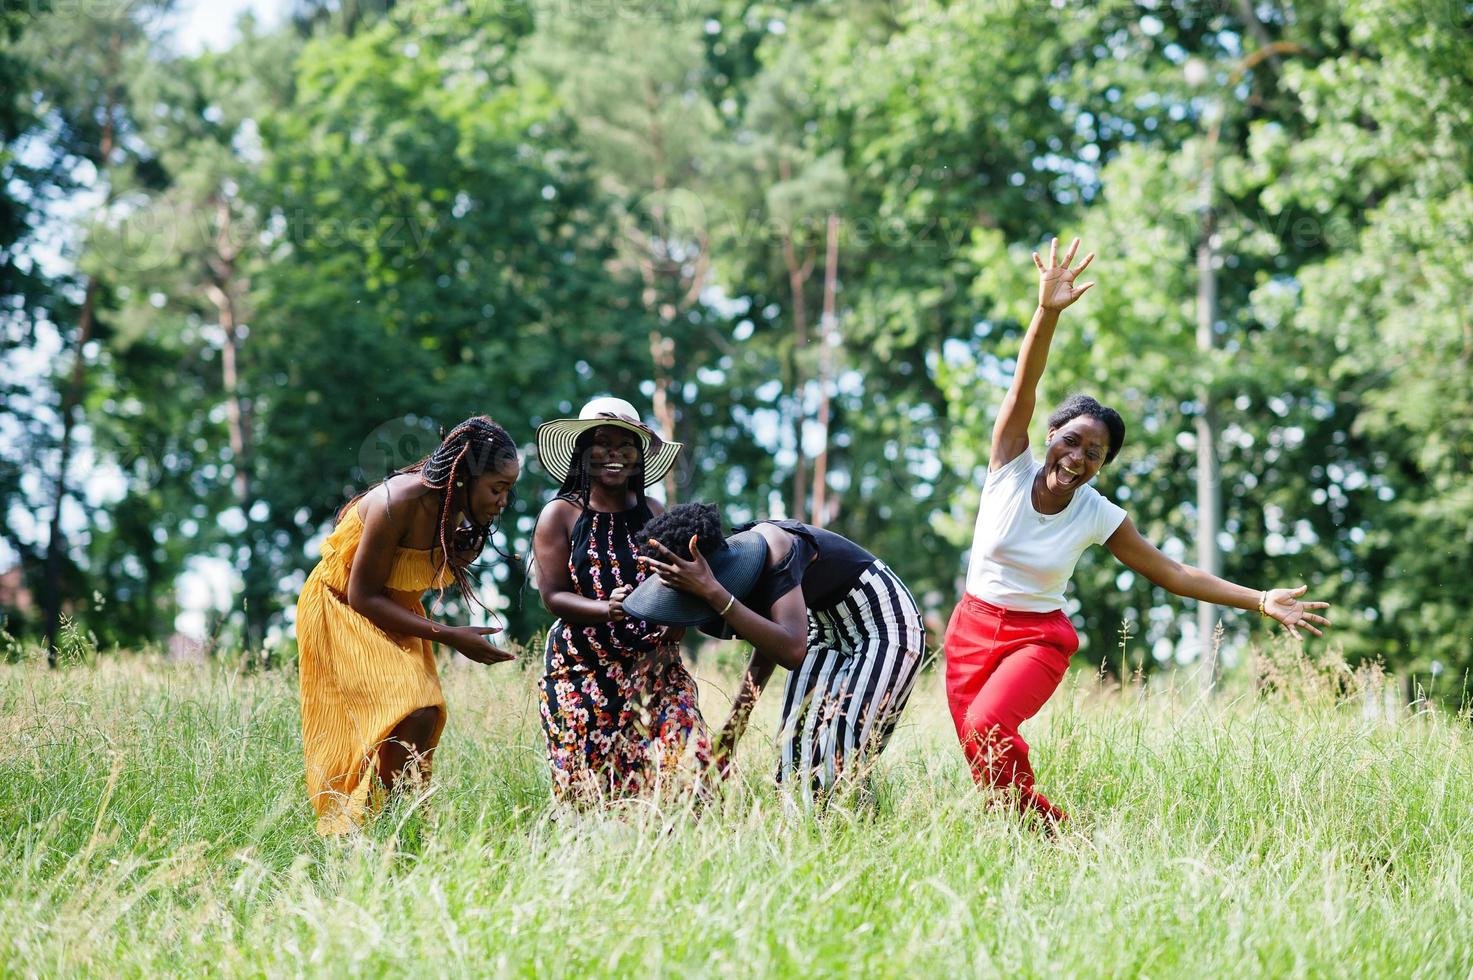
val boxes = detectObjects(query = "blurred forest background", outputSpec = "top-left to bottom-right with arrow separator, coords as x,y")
1,0 -> 1469,691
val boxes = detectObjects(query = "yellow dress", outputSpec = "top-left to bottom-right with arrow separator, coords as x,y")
295,503 -> 453,835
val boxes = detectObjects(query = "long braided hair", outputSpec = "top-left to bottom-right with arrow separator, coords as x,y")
555,427 -> 648,513
341,415 -> 519,613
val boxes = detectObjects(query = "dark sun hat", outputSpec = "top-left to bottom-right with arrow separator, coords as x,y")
623,530 -> 769,627
535,396 -> 682,488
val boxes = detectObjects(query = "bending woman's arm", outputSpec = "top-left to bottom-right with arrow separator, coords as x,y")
1105,517 -> 1333,638
346,488 -> 511,663
990,237 -> 1096,470
641,525 -> 810,770
641,529 -> 810,669
713,650 -> 777,775
713,588 -> 809,670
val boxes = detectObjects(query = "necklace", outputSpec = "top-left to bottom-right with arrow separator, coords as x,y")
1032,483 -> 1063,524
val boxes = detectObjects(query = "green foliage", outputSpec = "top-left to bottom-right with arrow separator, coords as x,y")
4,0 -> 1471,686
0,3 -> 59,617
1260,0 -> 1473,671
246,4 -> 652,637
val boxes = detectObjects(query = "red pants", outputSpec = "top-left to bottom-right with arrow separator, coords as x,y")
943,593 -> 1078,822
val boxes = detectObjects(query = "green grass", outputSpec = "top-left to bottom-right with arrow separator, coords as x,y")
2,641 -> 1470,977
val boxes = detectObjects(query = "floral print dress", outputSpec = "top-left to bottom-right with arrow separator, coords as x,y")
539,501 -> 712,803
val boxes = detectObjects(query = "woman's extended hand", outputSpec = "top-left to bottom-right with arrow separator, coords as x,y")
443,624 -> 515,664
710,725 -> 739,781
1035,236 -> 1095,312
657,625 -> 686,644
640,535 -> 725,606
712,744 -> 734,781
1264,585 -> 1333,639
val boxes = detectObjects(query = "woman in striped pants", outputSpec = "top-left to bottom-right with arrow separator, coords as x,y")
632,502 -> 926,799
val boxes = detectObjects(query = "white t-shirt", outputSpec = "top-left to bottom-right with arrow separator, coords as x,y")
964,449 -> 1128,613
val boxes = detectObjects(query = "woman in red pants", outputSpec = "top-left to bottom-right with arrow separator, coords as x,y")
946,236 -> 1332,824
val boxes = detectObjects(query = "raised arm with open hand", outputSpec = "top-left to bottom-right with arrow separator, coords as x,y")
990,237 -> 1096,471
1035,235 -> 1096,311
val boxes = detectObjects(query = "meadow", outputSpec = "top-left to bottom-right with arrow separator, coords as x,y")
2,640 -> 1470,978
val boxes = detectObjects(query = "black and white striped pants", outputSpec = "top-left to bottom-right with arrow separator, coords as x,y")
776,560 -> 927,795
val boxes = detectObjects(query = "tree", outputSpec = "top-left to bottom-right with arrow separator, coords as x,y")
14,0 -> 176,659
1257,0 -> 1473,685
710,33 -> 848,524
68,20 -> 304,647
246,3 -> 651,640
522,7 -> 722,501
287,0 -> 398,37
0,1 -> 63,634
796,0 -> 1089,617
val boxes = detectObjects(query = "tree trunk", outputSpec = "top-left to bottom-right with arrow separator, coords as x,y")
205,198 -> 252,507
811,214 -> 841,528
632,107 -> 709,506
649,327 -> 679,503
782,230 -> 811,521
205,196 -> 264,648
42,276 -> 100,664
43,68 -> 117,664
1195,149 -> 1223,692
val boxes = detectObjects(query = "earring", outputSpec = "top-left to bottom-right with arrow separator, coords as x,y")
455,481 -> 464,488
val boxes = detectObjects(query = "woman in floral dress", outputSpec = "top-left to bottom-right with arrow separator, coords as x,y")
532,397 -> 712,803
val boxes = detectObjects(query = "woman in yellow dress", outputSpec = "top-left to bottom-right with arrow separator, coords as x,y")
295,416 -> 520,834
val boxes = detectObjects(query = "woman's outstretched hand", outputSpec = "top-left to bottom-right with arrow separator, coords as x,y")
444,625 -> 515,664
640,535 -> 724,606
1035,236 -> 1095,312
1264,585 -> 1333,639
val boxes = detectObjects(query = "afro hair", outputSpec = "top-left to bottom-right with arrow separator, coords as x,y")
641,501 -> 726,560
1047,394 -> 1126,464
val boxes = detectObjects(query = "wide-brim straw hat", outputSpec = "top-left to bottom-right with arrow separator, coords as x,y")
623,530 -> 769,627
535,396 -> 682,488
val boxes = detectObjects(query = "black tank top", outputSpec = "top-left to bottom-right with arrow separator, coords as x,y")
733,519 -> 876,615
555,499 -> 659,658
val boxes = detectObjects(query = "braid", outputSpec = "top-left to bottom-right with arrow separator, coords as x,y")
347,415 -> 520,616
426,442 -> 472,614
555,430 -> 595,511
